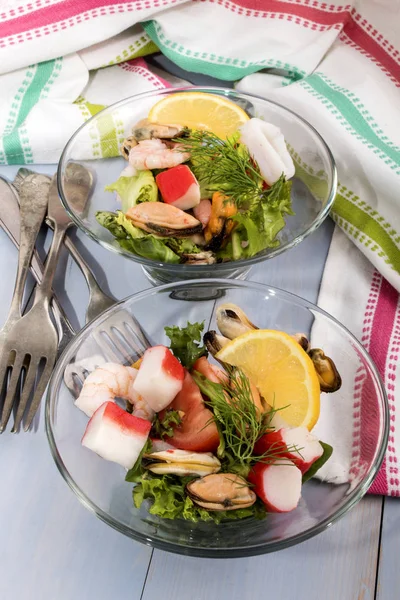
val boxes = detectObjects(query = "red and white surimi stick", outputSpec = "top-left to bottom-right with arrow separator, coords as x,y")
82,402 -> 151,469
133,346 -> 184,412
248,460 -> 302,512
254,427 -> 323,474
156,165 -> 201,211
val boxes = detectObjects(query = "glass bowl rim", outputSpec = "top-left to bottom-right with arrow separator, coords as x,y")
57,86 -> 338,272
45,278 -> 388,558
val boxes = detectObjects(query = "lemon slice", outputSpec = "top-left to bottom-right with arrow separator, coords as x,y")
216,330 -> 321,430
148,92 -> 249,139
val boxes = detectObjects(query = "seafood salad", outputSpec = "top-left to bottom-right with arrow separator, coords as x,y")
74,304 -> 341,523
96,92 -> 295,265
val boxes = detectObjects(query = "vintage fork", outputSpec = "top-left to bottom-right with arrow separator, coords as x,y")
0,174 -> 74,432
13,168 -> 151,395
0,176 -> 75,359
0,174 -> 51,431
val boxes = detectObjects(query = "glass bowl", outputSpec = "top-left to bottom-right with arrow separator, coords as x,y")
57,87 -> 337,285
46,280 -> 388,558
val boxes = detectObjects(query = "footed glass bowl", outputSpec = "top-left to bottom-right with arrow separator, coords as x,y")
46,280 -> 388,558
57,87 -> 337,285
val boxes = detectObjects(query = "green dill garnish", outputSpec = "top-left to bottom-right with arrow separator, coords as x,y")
151,409 -> 183,440
176,130 -> 275,209
192,369 -> 302,470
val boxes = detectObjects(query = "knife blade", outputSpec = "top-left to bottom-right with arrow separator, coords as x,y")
0,176 -> 76,356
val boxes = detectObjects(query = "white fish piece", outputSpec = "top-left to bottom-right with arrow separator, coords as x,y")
240,118 -> 295,185
82,401 -> 151,469
133,345 -> 185,412
260,122 -> 295,180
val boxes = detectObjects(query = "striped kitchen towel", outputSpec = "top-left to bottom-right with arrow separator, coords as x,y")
0,0 -> 399,493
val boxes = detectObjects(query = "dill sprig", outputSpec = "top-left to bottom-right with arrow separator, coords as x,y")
192,369 -> 302,468
176,130 -> 265,209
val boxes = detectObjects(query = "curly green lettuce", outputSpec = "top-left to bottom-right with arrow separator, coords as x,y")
218,174 -> 294,261
96,210 -> 180,263
133,473 -> 266,523
96,211 -> 203,264
164,321 -> 207,368
105,170 -> 158,212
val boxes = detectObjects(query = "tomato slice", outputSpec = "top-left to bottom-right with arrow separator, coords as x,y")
160,371 -> 219,452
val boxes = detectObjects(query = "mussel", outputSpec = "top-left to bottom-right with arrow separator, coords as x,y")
121,119 -> 187,160
144,449 -> 221,477
292,333 -> 310,352
203,330 -> 230,357
308,348 -> 342,393
204,193 -> 237,252
181,251 -> 216,265
131,119 -> 187,143
121,135 -> 138,160
216,303 -> 258,339
186,473 -> 256,511
126,202 -> 202,237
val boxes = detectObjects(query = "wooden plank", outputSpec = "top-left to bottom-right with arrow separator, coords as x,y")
376,498 -> 400,600
143,497 -> 382,600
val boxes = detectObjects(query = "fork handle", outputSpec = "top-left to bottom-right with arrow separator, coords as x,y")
33,221 -> 70,305
8,175 -> 50,319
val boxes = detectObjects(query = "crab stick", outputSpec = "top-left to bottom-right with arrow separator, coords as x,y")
248,460 -> 302,512
82,401 -> 151,469
254,427 -> 323,475
133,345 -> 184,412
156,165 -> 201,210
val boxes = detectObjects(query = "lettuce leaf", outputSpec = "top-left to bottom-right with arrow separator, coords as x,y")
125,439 -> 152,483
151,409 -> 183,439
105,170 -> 158,212
218,175 -> 293,261
133,473 -> 266,523
96,210 -> 180,263
165,321 -> 207,368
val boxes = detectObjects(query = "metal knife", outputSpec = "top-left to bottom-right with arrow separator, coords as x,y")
0,176 -> 76,357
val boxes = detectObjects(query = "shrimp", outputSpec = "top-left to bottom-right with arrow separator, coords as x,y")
75,362 -> 154,420
239,118 -> 295,186
193,198 -> 212,229
128,138 -> 190,171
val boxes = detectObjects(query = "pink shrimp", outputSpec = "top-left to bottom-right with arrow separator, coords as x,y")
128,139 -> 190,171
193,199 -> 212,229
74,363 -> 154,421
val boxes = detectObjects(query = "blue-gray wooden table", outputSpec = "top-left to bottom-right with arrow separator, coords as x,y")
0,61 -> 398,599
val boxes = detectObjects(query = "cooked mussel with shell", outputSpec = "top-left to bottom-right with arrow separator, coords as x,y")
204,193 -> 237,252
121,135 -> 138,160
216,303 -> 258,339
126,202 -> 202,237
186,473 -> 256,511
203,330 -> 230,357
144,449 -> 221,476
292,333 -> 310,352
308,348 -> 342,393
180,251 -> 216,265
131,119 -> 187,143
121,119 -> 187,159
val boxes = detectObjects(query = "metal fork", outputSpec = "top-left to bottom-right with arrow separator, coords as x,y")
0,174 -> 73,432
0,174 -> 51,431
0,176 -> 75,359
13,168 -> 151,397
14,167 -> 117,324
